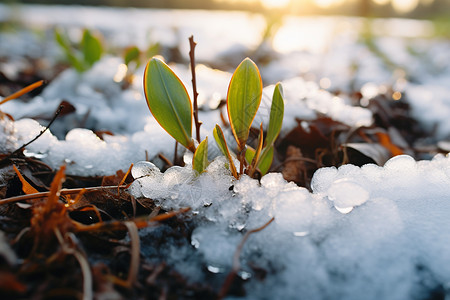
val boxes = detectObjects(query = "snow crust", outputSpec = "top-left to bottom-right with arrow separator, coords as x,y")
129,154 -> 450,299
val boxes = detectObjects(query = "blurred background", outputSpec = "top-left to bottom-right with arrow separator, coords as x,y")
2,0 -> 450,19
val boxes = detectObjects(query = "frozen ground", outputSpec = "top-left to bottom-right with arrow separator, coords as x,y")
1,3 -> 450,299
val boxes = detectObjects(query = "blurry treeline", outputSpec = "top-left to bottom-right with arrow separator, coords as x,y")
2,0 -> 450,19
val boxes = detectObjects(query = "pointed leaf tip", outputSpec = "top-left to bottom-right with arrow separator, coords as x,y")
213,124 -> 238,179
144,57 -> 194,151
265,82 -> 284,147
227,57 -> 263,151
193,137 -> 209,174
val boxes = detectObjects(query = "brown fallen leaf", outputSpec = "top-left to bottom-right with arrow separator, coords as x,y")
282,146 -> 306,185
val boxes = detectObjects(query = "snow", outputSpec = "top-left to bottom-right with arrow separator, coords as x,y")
1,3 -> 450,299
129,154 -> 450,299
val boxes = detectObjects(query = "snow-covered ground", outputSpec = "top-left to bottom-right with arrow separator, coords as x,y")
1,4 -> 450,299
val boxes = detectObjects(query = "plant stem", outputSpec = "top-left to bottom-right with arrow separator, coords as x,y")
189,35 -> 202,143
238,148 -> 245,176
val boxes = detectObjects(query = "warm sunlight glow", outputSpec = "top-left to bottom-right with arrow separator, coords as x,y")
391,0 -> 420,13
372,0 -> 390,5
314,0 -> 336,8
272,18 -> 338,54
261,0 -> 290,8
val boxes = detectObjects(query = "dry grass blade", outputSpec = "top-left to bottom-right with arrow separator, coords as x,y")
124,221 -> 140,288
0,80 -> 45,105
118,163 -> 133,195
12,164 -> 39,194
73,207 -> 191,232
0,185 -> 128,206
218,217 -> 275,300
54,230 -> 93,300
29,165 -> 70,256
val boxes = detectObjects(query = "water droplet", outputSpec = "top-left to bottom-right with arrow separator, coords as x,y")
293,231 -> 309,237
335,206 -> 353,214
327,179 -> 369,213
191,237 -> 200,249
238,270 -> 252,280
23,150 -> 47,159
207,265 -> 224,274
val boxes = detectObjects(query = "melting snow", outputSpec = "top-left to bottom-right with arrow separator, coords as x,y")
128,154 -> 450,299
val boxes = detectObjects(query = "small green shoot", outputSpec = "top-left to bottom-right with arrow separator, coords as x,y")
54,28 -> 103,73
143,49 -> 283,180
193,137 -> 209,174
247,123 -> 264,177
227,58 -> 263,152
265,83 -> 284,147
245,83 -> 284,175
81,29 -> 103,67
213,125 -> 238,179
124,46 -> 141,67
143,57 -> 195,152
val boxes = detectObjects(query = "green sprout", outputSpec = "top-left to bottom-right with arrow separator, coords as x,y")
55,28 -> 103,73
122,43 -> 160,87
143,56 -> 284,179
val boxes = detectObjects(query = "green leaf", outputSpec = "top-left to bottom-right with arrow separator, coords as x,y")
213,124 -> 238,179
54,28 -> 71,53
54,28 -> 84,72
124,46 -> 141,66
248,123 -> 264,177
265,82 -> 284,147
144,57 -> 194,152
193,137 -> 209,174
146,42 -> 160,59
245,144 -> 274,176
227,57 -> 262,151
81,29 -> 103,67
245,146 -> 255,165
258,146 -> 274,175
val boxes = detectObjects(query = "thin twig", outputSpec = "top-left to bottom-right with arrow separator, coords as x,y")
0,105 -> 64,165
174,141 -> 178,166
218,217 -> 275,300
73,207 -> 191,233
158,153 -> 173,167
189,35 -> 202,143
0,185 -> 128,205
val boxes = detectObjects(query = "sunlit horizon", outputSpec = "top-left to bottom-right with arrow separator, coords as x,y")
216,0 -> 434,14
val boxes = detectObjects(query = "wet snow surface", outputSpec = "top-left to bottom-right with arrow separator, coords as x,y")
1,4 -> 450,299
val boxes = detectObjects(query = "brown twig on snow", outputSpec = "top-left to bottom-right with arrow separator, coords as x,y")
189,35 -> 202,143
218,217 -> 275,300
158,153 -> 173,168
0,104 -> 64,166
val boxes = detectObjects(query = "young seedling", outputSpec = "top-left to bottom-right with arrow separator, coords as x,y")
192,137 -> 209,174
143,54 -> 284,179
226,58 -> 263,174
55,28 -> 103,73
245,82 -> 284,175
143,57 -> 195,153
122,43 -> 160,87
